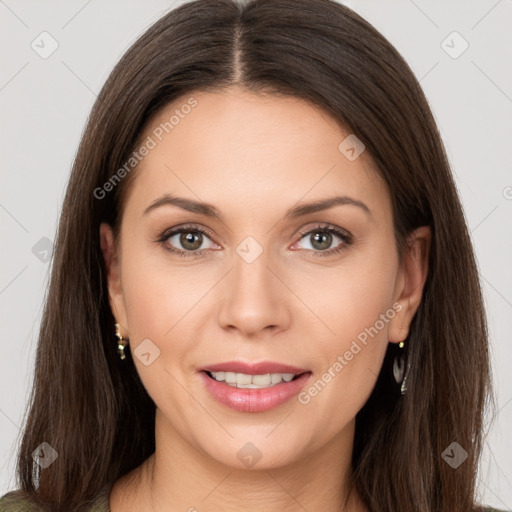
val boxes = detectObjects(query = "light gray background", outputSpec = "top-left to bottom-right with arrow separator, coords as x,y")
1,0 -> 511,508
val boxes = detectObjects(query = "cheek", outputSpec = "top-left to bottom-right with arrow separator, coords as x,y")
122,264 -> 173,339
294,236 -> 398,344
120,243 -> 217,357
119,249 -> 202,404
299,336 -> 387,447
292,240 -> 396,417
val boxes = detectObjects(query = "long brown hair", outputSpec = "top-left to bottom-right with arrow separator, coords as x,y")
8,0 -> 492,510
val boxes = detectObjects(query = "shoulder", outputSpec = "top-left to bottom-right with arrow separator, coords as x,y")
0,490 -> 38,511
0,487 -> 110,511
1,492 -> 508,512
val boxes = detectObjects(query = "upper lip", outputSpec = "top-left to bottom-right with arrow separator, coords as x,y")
200,360 -> 310,375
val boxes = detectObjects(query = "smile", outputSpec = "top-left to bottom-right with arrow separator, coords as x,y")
200,370 -> 312,412
207,371 -> 300,388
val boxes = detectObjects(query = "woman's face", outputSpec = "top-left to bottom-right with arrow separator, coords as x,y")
100,87 -> 429,470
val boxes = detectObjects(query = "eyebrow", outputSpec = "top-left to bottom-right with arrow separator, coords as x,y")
143,193 -> 372,221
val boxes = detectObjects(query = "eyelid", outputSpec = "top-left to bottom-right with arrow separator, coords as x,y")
157,222 -> 353,257
157,224 -> 218,253
290,223 -> 353,256
294,222 -> 352,243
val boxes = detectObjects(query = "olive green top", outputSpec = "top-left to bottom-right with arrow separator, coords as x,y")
0,486 -> 111,511
0,488 -> 509,512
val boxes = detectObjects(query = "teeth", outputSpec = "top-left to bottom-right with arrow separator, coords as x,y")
209,371 -> 298,388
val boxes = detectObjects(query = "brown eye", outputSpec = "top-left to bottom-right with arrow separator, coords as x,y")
178,231 -> 204,251
309,231 -> 334,251
158,225 -> 217,257
294,224 -> 353,257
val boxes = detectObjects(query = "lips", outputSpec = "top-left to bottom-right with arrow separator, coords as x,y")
198,360 -> 312,412
199,370 -> 312,413
199,360 -> 310,375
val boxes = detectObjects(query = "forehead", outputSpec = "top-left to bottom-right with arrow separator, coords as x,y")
123,87 -> 391,224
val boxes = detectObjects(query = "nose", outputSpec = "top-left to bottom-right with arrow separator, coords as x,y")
216,247 -> 291,337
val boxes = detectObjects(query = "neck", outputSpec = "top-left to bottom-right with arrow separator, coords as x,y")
111,408 -> 366,512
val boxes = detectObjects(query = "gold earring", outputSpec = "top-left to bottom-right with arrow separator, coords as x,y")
115,323 -> 128,360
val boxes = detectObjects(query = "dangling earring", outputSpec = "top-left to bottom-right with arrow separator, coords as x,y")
115,323 -> 128,360
393,340 -> 409,395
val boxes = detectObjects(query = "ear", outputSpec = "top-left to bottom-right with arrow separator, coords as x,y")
99,222 -> 129,334
388,226 -> 431,343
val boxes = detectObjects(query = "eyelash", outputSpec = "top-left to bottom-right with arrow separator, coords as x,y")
157,223 -> 353,259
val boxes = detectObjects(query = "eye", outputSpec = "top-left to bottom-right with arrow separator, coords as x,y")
158,224 -> 218,257
293,224 -> 353,257
157,222 -> 353,258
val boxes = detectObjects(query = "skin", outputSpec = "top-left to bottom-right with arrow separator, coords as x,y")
100,87 -> 430,512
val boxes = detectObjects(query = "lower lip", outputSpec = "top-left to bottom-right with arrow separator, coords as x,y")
199,371 -> 312,413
